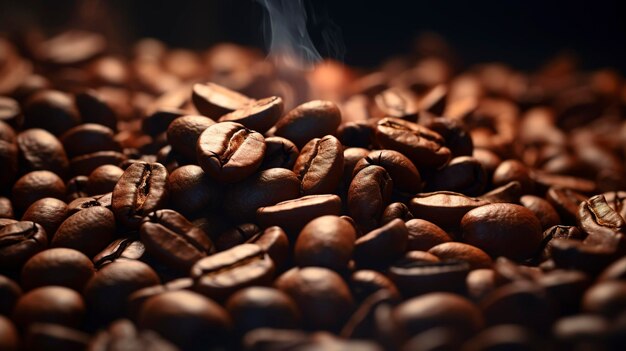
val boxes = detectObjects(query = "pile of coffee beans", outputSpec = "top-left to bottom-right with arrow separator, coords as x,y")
1,30 -> 626,350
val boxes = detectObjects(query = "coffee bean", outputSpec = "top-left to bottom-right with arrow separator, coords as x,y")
389,260 -> 470,297
197,122 -> 266,183
12,171 -> 66,212
599,256 -> 626,281
25,323 -> 90,351
140,209 -> 214,273
226,286 -> 300,334
275,267 -> 354,331
422,116 -> 474,157
538,269 -> 590,316
353,149 -> 422,194
17,129 -> 69,177
0,275 -> 21,315
350,270 -> 400,302
0,316 -> 18,351
337,121 -> 375,149
582,281 -> 626,318
192,82 -> 253,118
354,219 -> 408,268
550,238 -> 615,275
426,156 -> 486,196
245,226 -> 290,271
405,218 -> 452,251
21,248 -> 94,291
21,198 -> 68,239
74,90 -> 117,131
0,221 -> 47,272
85,165 -> 123,197
274,100 -> 342,149
88,318 -> 179,351
112,162 -> 169,228
60,124 -> 120,158
139,290 -> 232,351
214,223 -> 261,251
293,135 -> 344,195
65,176 -> 89,201
92,237 -> 146,269
577,195 -> 626,248
380,202 -> 414,224
166,115 -> 215,161
409,191 -> 490,231
13,286 -> 85,330
259,136 -> 299,171
167,165 -> 221,216
462,203 -> 543,259
219,96 -> 283,134
492,159 -> 534,194
23,90 -> 80,136
0,137 -> 18,191
0,197 -> 13,219
466,268 -> 501,301
479,181 -> 522,203
51,206 -> 116,257
294,215 -> 356,271
348,165 -> 393,233
191,243 -> 275,300
0,96 -> 22,128
546,187 -> 588,225
257,194 -> 342,235
69,150 -> 127,176
428,242 -> 492,269
463,324 -> 539,351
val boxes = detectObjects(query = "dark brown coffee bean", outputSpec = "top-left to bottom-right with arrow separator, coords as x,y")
492,159 -> 534,194
275,267 -> 354,331
405,218 -> 453,251
422,116 -> 474,157
473,148 -> 502,180
60,124 -> 120,158
74,90 -> 117,131
17,129 -> 69,177
274,100 -> 342,149
65,176 -> 89,201
353,149 -> 422,194
550,238 -> 615,275
547,187 -> 588,225
197,122 -> 266,183
466,268 -> 501,302
537,225 -> 584,261
139,290 -> 232,351
214,223 -> 261,251
0,221 -> 47,272
0,196 -> 13,219
13,286 -> 85,330
375,87 -> 419,119
21,198 -> 68,239
0,96 -> 22,128
374,117 -> 451,169
0,275 -> 21,315
350,270 -> 400,302
85,165 -> 123,196
167,165 -> 221,216
225,168 -> 300,222
257,194 -> 342,235
226,286 -> 300,334
259,136 -> 299,171
25,323 -> 90,351
140,209 -> 214,273
599,256 -> 626,281
341,289 -> 399,342
532,171 -> 597,195
428,242 -> 492,269
246,226 -> 290,271
37,30 -> 105,65
577,195 -> 626,245
141,108 -> 186,137
520,195 -> 561,230
462,203 -> 543,260
538,270 -> 590,316
553,314 -> 609,350
348,165 -> 393,233
426,156 -> 486,196
393,292 -> 483,339
463,324 -> 539,351
341,147 -> 370,185
381,202 -> 414,224
167,115 -> 215,161
0,316 -> 18,351
21,248 -> 94,292
92,237 -> 146,269
582,281 -> 626,318
337,121 -> 375,148
51,206 -> 116,257
87,318 -> 179,351
409,191 -> 490,231
294,215 -> 356,271
66,193 -> 111,214
354,219 -> 408,268
112,162 -> 169,228
219,96 -> 283,134
293,135 -> 344,195
191,243 -> 275,300
23,90 -> 80,136
389,260 -> 470,297
479,181 -> 522,203
0,137 -> 18,190
84,260 -> 160,325
12,170 -> 66,212
192,82 -> 253,118
69,150 -> 127,176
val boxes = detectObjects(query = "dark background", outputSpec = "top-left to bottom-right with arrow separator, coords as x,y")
1,0 -> 625,72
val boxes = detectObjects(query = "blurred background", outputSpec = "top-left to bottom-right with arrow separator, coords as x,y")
0,0 -> 625,71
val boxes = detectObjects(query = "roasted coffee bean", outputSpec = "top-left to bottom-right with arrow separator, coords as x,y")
400,327 -> 464,351
0,316 -> 18,351
479,181 -> 523,203
538,270 -> 590,316
466,268 -> 501,302
139,290 -> 232,351
350,270 -> 400,302
225,168 -> 300,222
89,317 -> 180,351
0,136 -> 18,190
275,267 -> 354,331
462,203 -> 543,260
380,202 -> 414,224
599,256 -> 626,281
85,165 -> 123,196
60,124 -> 120,158
74,90 -> 117,131
259,136 -> 299,170
341,289 -> 399,341
21,248 -> 94,291
141,108 -> 187,137
353,149 -> 422,194
354,219 -> 408,268
92,237 -> 146,269
0,221 -> 47,272
65,176 -> 89,201
337,121 -> 375,148
426,156 -> 486,196
51,206 -> 116,257
550,238 -> 616,275
274,100 -> 342,149
342,147 -> 370,184
473,148 -> 502,180
12,286 -> 85,330
112,162 -> 169,228
348,165 -> 393,233
191,243 -> 275,300
17,128 -> 69,177
428,242 -> 492,269
21,198 -> 68,239
397,250 -> 442,265
167,165 -> 221,216
463,324 -> 539,351
538,225 -> 584,260
293,135 -> 344,195
582,281 -> 626,318
245,226 -> 290,271
374,117 -> 451,169
192,82 -> 253,118
577,195 -> 626,247
219,96 -> 283,134
25,323 -> 90,351
422,116 -> 474,157
405,218 -> 453,251
393,292 -> 483,339
197,122 -> 265,183
257,194 -> 342,235
69,150 -> 127,176
546,187 -> 588,225
166,115 -> 215,161
0,196 -> 14,218
389,260 -> 470,297
532,171 -> 597,195
226,286 -> 300,334
140,209 -> 214,273
0,275 -> 21,315
23,90 -> 80,136
12,170 -> 66,212
66,193 -> 111,214
375,87 -> 419,119
553,314 -> 610,350
409,191 -> 490,231
0,96 -> 22,128
294,215 -> 356,271
214,223 -> 261,251
520,195 -> 561,231
603,191 -> 626,221
492,159 -> 534,194
84,260 -> 160,325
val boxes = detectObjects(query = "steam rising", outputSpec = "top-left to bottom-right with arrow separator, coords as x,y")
257,0 -> 326,70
